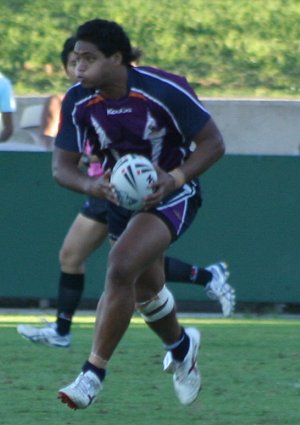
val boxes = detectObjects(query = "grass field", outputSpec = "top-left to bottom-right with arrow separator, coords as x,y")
1,313 -> 300,425
1,0 -> 300,97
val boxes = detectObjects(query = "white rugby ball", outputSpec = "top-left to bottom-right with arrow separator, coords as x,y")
111,154 -> 157,210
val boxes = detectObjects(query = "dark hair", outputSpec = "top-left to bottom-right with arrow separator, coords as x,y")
131,47 -> 143,65
61,36 -> 76,69
75,19 -> 134,65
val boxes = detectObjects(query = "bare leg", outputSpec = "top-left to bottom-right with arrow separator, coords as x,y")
56,213 -> 108,334
88,213 -> 176,368
60,213 -> 108,273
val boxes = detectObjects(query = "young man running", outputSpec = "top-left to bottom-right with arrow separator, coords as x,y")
17,38 -> 235,350
23,20 -> 232,409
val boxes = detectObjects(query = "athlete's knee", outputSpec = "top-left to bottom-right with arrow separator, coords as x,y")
135,285 -> 175,322
107,247 -> 137,284
59,244 -> 73,267
59,244 -> 84,272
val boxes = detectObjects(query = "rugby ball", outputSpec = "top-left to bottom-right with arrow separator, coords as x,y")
110,154 -> 157,210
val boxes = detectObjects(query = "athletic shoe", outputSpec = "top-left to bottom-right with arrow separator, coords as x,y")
58,370 -> 103,409
205,262 -> 235,317
17,323 -> 71,348
163,327 -> 201,405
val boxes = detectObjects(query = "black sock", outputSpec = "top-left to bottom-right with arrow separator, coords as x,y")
190,265 -> 212,286
56,272 -> 84,336
82,361 -> 106,382
165,328 -> 190,362
164,257 -> 212,286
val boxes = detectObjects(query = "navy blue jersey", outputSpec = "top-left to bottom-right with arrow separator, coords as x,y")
55,66 -> 210,172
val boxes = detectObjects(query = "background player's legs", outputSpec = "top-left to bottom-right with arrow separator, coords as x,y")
164,256 -> 212,285
56,213 -> 108,335
17,213 -> 108,346
164,256 -> 235,317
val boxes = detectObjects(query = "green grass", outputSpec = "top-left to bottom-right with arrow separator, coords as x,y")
1,0 -> 300,97
1,314 -> 300,425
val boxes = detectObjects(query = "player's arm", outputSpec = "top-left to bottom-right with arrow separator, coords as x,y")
52,90 -> 92,194
175,117 -> 225,184
39,95 -> 62,150
52,88 -> 117,202
166,117 -> 224,190
145,117 -> 224,208
52,146 -> 117,203
52,146 -> 89,193
41,95 -> 62,137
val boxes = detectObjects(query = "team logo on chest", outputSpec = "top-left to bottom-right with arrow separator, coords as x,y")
143,111 -> 166,140
143,111 -> 166,162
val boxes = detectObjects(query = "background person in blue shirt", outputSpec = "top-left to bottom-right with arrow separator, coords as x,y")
0,71 -> 16,142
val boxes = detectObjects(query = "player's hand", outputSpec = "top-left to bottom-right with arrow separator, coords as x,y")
88,169 -> 119,204
142,166 -> 177,209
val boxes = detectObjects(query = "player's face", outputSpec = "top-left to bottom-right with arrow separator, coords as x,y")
74,40 -> 121,90
65,51 -> 77,83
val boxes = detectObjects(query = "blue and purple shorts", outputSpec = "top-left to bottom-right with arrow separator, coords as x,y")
107,179 -> 202,242
81,196 -> 108,224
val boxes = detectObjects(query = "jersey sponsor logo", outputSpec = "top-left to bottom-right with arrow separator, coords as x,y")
106,107 -> 133,115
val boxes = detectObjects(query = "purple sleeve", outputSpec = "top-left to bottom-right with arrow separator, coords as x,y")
167,77 -> 211,142
137,67 -> 211,142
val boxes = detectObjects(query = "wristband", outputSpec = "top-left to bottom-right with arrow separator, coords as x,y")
168,168 -> 186,189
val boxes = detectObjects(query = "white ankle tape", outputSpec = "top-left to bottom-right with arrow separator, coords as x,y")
136,285 -> 175,322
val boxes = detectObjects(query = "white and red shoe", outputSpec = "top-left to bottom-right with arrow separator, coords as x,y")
163,327 -> 201,405
58,370 -> 102,410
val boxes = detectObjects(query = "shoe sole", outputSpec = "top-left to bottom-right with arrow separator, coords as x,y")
58,391 -> 79,410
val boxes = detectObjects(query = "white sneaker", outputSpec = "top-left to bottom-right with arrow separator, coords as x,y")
58,370 -> 103,409
17,323 -> 71,348
205,262 -> 235,317
163,327 -> 201,405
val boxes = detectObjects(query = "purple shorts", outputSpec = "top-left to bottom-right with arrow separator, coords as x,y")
107,179 -> 201,242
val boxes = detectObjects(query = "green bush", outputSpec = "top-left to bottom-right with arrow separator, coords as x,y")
1,0 -> 300,97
